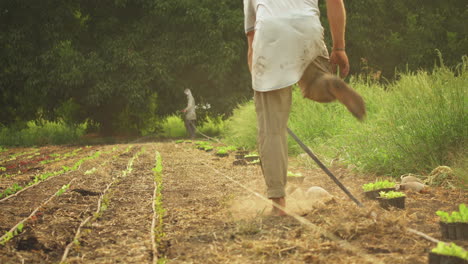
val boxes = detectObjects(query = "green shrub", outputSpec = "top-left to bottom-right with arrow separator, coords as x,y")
0,120 -> 86,146
223,102 -> 257,149
161,115 -> 225,138
160,115 -> 186,138
198,116 -> 225,137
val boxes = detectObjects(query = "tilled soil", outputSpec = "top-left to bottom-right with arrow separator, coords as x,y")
0,141 -> 466,264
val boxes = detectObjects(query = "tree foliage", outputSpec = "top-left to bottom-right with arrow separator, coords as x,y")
0,0 -> 466,134
0,0 -> 250,134
319,0 -> 468,77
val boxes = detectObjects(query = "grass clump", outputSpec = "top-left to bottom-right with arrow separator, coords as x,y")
161,115 -> 225,139
223,57 -> 467,177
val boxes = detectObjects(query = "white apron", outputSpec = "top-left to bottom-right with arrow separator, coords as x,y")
251,13 -> 326,92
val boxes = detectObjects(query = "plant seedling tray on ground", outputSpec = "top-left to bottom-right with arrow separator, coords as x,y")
440,222 -> 468,240
428,252 -> 468,264
244,155 -> 260,162
364,188 -> 396,200
378,196 -> 405,210
233,160 -> 247,166
235,154 -> 245,159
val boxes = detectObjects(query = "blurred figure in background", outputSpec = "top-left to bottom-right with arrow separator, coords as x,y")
182,88 -> 196,139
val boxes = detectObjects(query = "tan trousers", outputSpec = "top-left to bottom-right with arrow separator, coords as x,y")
254,56 -> 333,198
255,87 -> 292,198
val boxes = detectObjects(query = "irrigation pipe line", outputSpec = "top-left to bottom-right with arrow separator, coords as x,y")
0,178 -> 77,246
287,127 -> 364,207
0,147 -> 112,203
202,162 -> 384,264
151,151 -> 162,264
60,181 -> 114,263
0,169 -> 76,203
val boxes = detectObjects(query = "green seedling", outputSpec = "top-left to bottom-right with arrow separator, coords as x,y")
378,191 -> 405,199
225,146 -> 237,152
287,171 -> 303,177
1,151 -> 102,200
0,223 -> 24,245
203,145 -> 214,151
437,204 -> 468,223
244,153 -> 259,158
362,180 -> 396,192
248,159 -> 261,164
85,168 -> 97,175
175,140 -> 184,144
216,149 -> 228,155
0,167 -> 6,172
55,184 -> 70,196
0,183 -> 23,199
432,242 -> 468,260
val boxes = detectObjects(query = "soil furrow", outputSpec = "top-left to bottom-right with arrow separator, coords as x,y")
65,143 -> 156,263
0,146 -> 99,191
0,144 -> 139,263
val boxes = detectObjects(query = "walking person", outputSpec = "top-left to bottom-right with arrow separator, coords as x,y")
182,88 -> 196,139
244,0 -> 366,216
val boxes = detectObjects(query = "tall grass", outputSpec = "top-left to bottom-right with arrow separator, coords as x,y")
0,121 -> 86,146
160,115 -> 226,138
223,58 -> 467,177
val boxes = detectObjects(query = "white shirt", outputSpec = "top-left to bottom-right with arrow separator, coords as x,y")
244,0 -> 328,92
184,90 -> 196,120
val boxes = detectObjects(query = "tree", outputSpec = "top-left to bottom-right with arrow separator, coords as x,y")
0,0 -> 251,134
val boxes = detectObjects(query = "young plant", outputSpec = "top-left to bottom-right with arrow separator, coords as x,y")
225,146 -> 237,152
0,166 -> 5,172
287,171 -> 303,177
203,145 -> 214,151
436,204 -> 468,223
55,184 -> 71,196
216,148 -> 228,155
244,153 -> 259,158
248,159 -> 261,164
0,223 -> 24,245
175,139 -> 184,144
431,242 -> 468,260
379,191 -> 405,199
362,180 -> 396,192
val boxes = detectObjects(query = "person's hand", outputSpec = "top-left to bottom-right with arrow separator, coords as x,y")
330,50 -> 350,78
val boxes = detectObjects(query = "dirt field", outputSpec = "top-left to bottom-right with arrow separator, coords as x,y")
0,141 -> 466,263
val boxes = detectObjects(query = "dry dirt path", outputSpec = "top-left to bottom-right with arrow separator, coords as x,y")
0,141 -> 466,264
157,141 -> 467,264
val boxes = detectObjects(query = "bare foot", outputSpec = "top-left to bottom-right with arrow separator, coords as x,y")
271,197 -> 287,216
